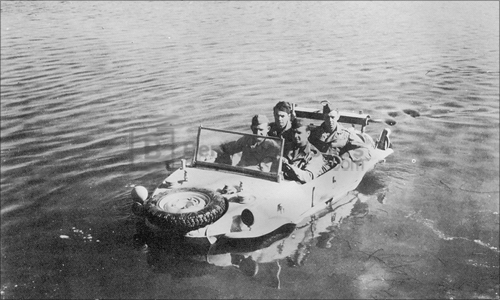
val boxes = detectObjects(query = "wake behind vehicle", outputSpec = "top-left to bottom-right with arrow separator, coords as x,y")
131,103 -> 393,244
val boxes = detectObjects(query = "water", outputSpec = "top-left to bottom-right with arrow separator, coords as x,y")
1,1 -> 498,299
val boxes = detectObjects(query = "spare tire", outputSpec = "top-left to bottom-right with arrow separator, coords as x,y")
144,188 -> 227,232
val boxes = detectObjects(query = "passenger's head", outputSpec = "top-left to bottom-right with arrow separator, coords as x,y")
273,101 -> 293,130
291,118 -> 311,147
250,114 -> 270,137
323,104 -> 340,132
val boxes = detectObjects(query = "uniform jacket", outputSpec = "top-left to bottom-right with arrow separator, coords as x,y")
268,122 -> 294,145
221,136 -> 281,172
309,122 -> 373,162
309,122 -> 350,156
283,142 -> 324,183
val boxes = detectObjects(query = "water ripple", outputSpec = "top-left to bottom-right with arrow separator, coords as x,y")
1,1 -> 498,299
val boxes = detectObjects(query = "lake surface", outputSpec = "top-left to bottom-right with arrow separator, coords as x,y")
1,1 -> 499,299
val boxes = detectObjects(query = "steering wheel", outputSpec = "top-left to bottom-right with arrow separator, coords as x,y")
281,161 -> 300,181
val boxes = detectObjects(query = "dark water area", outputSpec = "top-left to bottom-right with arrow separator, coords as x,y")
1,1 -> 499,299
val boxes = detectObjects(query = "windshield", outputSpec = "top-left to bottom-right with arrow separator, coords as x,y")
193,127 -> 284,182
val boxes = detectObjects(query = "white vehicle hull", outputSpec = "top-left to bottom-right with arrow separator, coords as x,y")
143,147 -> 392,243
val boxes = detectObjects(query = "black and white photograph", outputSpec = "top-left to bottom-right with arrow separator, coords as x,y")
1,1 -> 499,299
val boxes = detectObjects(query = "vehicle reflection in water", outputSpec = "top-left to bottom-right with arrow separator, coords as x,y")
206,192 -> 371,289
133,181 -> 382,288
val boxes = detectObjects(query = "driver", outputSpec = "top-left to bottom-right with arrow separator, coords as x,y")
219,114 -> 280,172
282,118 -> 323,183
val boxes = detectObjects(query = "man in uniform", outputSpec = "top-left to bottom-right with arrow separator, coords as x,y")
268,101 -> 294,144
309,104 -> 350,156
309,103 -> 372,170
282,118 -> 324,183
219,114 -> 280,172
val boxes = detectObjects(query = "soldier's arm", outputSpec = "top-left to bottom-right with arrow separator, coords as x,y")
284,163 -> 314,184
309,128 -> 329,153
220,137 -> 246,155
328,131 -> 349,148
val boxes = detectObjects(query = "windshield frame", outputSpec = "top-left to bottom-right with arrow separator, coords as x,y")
192,126 -> 285,182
